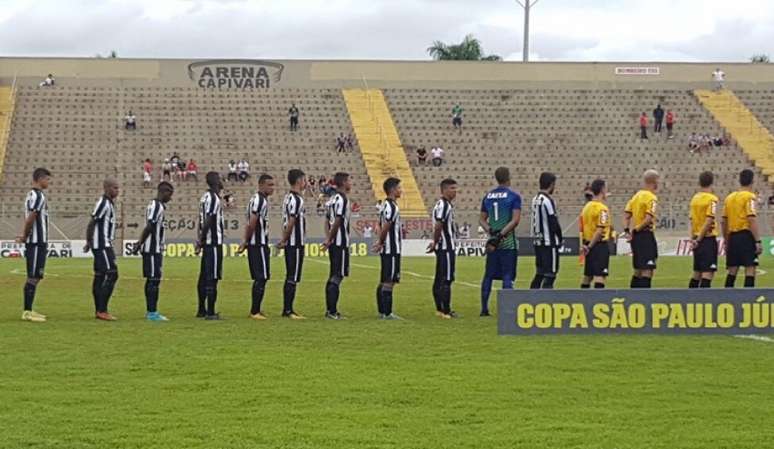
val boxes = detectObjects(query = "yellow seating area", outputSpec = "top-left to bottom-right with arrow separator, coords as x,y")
0,86 -> 14,182
342,89 -> 427,217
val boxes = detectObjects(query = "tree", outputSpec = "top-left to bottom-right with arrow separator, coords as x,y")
750,54 -> 770,63
427,34 -> 501,61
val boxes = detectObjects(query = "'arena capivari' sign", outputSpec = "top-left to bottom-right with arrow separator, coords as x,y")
498,289 -> 774,335
188,60 -> 284,88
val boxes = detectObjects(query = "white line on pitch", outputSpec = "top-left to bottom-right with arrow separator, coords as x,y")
734,335 -> 774,343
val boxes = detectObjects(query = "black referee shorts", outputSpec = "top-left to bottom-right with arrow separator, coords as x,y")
584,241 -> 610,278
534,245 -> 560,277
142,253 -> 163,279
25,243 -> 47,279
726,230 -> 759,267
92,247 -> 117,274
631,230 -> 658,270
247,245 -> 271,281
380,254 -> 401,283
328,245 -> 350,278
285,246 -> 304,283
692,237 -> 718,272
435,250 -> 456,283
199,244 -> 223,281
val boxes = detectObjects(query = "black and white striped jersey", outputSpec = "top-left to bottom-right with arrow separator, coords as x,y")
326,192 -> 351,247
198,191 -> 224,246
432,198 -> 455,251
24,189 -> 48,244
141,199 -> 166,254
379,199 -> 401,255
91,195 -> 116,249
282,191 -> 306,247
247,192 -> 269,246
531,192 -> 561,247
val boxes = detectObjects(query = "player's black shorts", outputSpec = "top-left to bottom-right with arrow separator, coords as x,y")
328,245 -> 350,278
693,237 -> 718,272
25,243 -> 47,279
584,241 -> 610,277
199,244 -> 223,281
285,246 -> 304,283
380,254 -> 401,283
726,230 -> 759,267
247,245 -> 271,280
435,250 -> 456,283
92,247 -> 117,274
631,230 -> 658,270
142,253 -> 163,279
534,245 -> 560,277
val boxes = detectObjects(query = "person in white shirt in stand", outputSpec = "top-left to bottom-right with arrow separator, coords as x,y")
227,160 -> 238,182
712,68 -> 725,91
363,224 -> 374,239
124,111 -> 137,130
238,159 -> 250,183
431,146 -> 445,167
39,74 -> 55,88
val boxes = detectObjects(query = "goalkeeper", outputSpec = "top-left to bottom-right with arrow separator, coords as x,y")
478,167 -> 522,317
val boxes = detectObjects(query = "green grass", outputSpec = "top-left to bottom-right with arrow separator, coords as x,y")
1,255 -> 773,449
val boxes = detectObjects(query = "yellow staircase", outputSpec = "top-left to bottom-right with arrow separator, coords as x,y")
0,87 -> 14,182
342,89 -> 427,217
695,89 -> 774,178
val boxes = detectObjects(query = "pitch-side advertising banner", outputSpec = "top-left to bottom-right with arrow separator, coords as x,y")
122,240 -> 373,258
0,240 -> 90,258
498,289 -> 774,335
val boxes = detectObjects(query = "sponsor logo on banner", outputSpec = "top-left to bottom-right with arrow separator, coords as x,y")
0,240 -> 90,258
498,289 -> 774,335
188,60 -> 284,89
615,66 -> 660,76
455,238 -> 580,257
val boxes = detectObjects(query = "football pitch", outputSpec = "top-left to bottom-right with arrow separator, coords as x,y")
1,255 -> 773,449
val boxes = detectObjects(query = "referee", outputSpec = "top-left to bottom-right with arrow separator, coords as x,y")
530,172 -> 562,289
623,170 -> 659,288
722,169 -> 761,288
580,179 -> 611,288
688,172 -> 719,288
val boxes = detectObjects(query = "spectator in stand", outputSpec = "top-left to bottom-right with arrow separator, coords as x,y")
712,136 -> 724,147
421,229 -> 431,240
712,68 -> 725,91
666,110 -> 675,139
477,225 -> 487,239
451,103 -> 463,129
170,153 -> 181,174
316,195 -> 326,216
352,201 -> 362,215
318,176 -> 327,193
227,160 -> 238,182
288,103 -> 300,131
417,146 -> 428,165
39,74 -> 55,88
142,159 -> 153,187
639,113 -> 648,140
237,159 -> 250,182
400,223 -> 408,240
768,193 -> 774,207
307,176 -> 317,196
336,134 -> 346,153
363,224 -> 374,239
375,199 -> 383,212
186,159 -> 198,182
223,189 -> 236,209
688,133 -> 699,152
172,161 -> 183,182
459,222 -> 471,239
583,182 -> 593,202
653,104 -> 664,133
161,159 -> 172,181
124,110 -> 137,130
345,134 -> 355,152
431,146 -> 445,167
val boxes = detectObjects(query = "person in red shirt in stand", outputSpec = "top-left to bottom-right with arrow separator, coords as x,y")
639,113 -> 649,140
666,110 -> 675,139
186,159 -> 199,182
142,159 -> 153,187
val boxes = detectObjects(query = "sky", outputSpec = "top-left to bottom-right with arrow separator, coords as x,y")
0,0 -> 772,61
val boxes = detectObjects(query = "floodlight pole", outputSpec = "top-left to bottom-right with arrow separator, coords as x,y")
516,0 -> 540,62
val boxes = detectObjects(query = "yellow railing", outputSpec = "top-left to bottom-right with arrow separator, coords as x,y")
0,86 -> 16,183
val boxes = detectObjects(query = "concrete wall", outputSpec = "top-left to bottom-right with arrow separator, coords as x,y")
3,57 -> 774,89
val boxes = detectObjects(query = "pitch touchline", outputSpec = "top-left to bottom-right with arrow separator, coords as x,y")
734,335 -> 774,344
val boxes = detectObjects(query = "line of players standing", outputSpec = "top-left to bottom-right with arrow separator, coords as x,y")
15,164 -> 763,322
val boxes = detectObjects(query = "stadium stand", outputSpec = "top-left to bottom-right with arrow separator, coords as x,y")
385,88 -> 768,228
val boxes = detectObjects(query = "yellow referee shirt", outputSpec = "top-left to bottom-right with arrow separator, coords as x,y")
581,200 -> 611,242
625,190 -> 658,231
723,190 -> 757,233
690,191 -> 719,238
